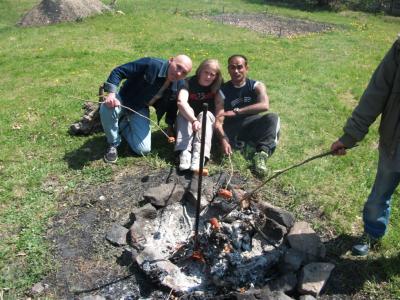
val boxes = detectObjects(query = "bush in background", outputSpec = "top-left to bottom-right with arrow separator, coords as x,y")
266,0 -> 397,14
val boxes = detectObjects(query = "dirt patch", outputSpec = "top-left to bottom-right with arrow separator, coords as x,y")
200,13 -> 335,37
18,0 -> 110,27
44,164 -> 158,299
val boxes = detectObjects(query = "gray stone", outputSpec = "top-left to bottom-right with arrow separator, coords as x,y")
129,220 -> 147,247
278,248 -> 304,273
298,262 -> 335,296
260,217 -> 287,242
30,282 -> 46,295
135,246 -> 159,265
133,203 -> 157,219
143,182 -> 185,208
80,296 -> 106,300
259,289 -> 294,300
287,222 -> 326,259
299,295 -> 317,300
185,176 -> 214,209
267,272 -> 297,292
105,223 -> 129,246
256,202 -> 295,229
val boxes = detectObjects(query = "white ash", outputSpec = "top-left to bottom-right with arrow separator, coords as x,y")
134,196 -> 284,292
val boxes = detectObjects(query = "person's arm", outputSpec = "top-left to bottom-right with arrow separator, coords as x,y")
177,89 -> 201,131
103,92 -> 121,108
332,40 -> 399,155
214,92 -> 232,155
219,82 -> 269,117
237,81 -> 269,115
104,59 -> 148,91
102,59 -> 148,108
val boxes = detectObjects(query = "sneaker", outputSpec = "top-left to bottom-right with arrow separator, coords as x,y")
352,233 -> 379,256
179,150 -> 191,171
254,151 -> 269,175
104,145 -> 118,163
190,152 -> 200,171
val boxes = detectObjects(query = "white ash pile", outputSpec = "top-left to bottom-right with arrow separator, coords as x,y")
169,205 -> 283,290
106,173 -> 335,299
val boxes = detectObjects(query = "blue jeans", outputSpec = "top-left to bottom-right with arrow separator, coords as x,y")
100,103 -> 151,155
363,158 -> 400,239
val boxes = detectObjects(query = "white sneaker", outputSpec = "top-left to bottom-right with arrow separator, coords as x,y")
179,150 -> 191,171
190,152 -> 201,171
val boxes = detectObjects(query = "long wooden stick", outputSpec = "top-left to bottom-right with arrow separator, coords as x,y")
221,149 -> 339,221
247,149 -> 335,198
68,95 -> 171,139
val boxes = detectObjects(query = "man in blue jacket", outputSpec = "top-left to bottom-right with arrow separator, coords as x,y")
331,36 -> 400,256
100,55 -> 192,163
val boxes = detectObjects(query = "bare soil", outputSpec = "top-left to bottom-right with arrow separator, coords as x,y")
198,13 -> 335,37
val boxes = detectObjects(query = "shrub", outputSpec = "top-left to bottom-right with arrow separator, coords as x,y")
266,0 -> 394,14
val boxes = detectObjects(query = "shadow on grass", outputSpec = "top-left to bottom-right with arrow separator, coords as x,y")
64,130 -> 178,170
243,0 -> 327,12
63,135 -> 133,170
150,129 -> 179,165
63,135 -> 105,170
323,233 -> 400,296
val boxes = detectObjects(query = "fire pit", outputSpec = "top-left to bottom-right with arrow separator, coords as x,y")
121,170 -> 333,299
44,166 -> 335,299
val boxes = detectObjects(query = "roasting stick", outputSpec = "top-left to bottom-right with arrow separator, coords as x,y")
221,149 -> 339,221
193,103 -> 208,255
225,153 -> 234,189
247,149 -> 335,197
68,95 -> 174,141
166,288 -> 174,300
215,154 -> 234,200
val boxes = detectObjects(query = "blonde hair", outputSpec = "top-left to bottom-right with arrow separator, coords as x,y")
195,59 -> 223,93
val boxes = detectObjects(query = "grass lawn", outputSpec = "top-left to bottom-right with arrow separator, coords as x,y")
1,0 -> 400,298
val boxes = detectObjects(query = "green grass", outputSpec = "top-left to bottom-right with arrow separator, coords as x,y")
1,0 -> 400,297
